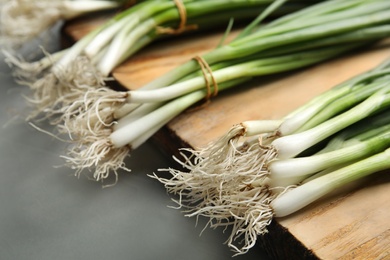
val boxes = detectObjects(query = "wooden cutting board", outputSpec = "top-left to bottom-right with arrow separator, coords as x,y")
62,14 -> 390,260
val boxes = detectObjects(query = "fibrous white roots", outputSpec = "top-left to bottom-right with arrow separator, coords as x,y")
154,134 -> 278,255
58,86 -> 132,184
59,86 -> 127,138
5,52 -> 108,122
0,0 -> 64,47
61,131 -> 131,186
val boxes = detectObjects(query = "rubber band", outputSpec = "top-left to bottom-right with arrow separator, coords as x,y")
156,0 -> 198,35
193,55 -> 218,100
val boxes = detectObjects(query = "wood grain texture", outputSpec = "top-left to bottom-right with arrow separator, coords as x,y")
63,15 -> 390,260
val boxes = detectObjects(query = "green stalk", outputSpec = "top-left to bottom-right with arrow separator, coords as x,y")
279,70 -> 390,135
295,76 -> 390,132
142,0 -> 390,92
282,58 -> 390,128
267,110 -> 390,187
234,0 -> 390,45
97,0 -> 281,75
272,87 -> 390,159
316,110 -> 390,154
271,147 -> 390,217
226,9 -> 390,58
269,128 -> 390,185
260,0 -> 365,28
177,25 -> 390,85
125,44 -> 360,104
233,0 -> 288,41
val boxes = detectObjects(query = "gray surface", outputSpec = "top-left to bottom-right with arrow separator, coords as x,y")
0,31 -> 271,260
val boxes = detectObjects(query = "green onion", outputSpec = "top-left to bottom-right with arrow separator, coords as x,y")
59,0 -> 390,183
0,0 -> 125,48
268,113 -> 390,187
153,57 -> 390,255
273,87 -> 390,159
62,45 -> 364,183
271,147 -> 390,217
4,0 -> 295,120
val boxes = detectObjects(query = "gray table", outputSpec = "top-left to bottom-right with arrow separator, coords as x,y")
0,27 -> 270,260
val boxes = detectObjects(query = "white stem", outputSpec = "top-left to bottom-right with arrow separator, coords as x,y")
61,1 -> 120,19
126,65 -> 248,103
84,16 -> 133,57
90,44 -> 109,65
271,177 -> 332,217
242,120 -> 283,137
54,27 -> 101,71
265,175 -> 305,188
131,117 -> 168,150
268,137 -> 375,180
98,18 -> 156,76
113,103 -> 142,119
279,87 -> 351,135
110,90 -> 205,148
113,102 -> 165,130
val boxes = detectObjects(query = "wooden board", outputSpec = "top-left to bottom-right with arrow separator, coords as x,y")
63,16 -> 390,260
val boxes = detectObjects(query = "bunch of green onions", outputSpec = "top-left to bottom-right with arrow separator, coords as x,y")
0,0 -> 128,48
4,0 -> 297,121
57,0 -> 390,183
154,57 -> 390,255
